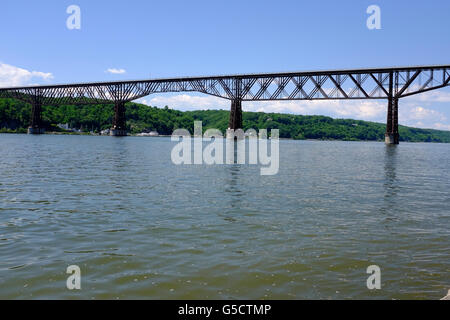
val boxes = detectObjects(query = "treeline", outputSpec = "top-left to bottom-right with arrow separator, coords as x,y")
1,97 -> 450,142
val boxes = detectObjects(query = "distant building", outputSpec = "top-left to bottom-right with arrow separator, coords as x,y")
137,131 -> 159,137
57,123 -> 70,130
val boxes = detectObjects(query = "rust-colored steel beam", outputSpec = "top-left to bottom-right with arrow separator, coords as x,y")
0,65 -> 448,138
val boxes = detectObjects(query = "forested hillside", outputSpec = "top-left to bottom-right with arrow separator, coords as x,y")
1,98 -> 449,142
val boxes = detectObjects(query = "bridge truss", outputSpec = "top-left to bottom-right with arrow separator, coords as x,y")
0,65 -> 449,143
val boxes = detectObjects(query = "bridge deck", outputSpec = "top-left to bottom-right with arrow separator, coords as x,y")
0,64 -> 448,91
0,64 -> 448,143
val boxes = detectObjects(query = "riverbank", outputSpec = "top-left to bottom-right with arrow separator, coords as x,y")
3,130 -> 450,144
2,98 -> 450,142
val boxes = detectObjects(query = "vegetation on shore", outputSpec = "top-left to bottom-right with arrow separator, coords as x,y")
1,98 -> 450,142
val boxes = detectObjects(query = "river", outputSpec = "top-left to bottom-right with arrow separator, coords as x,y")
0,134 -> 449,299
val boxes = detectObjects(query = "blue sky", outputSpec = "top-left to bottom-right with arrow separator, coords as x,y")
1,0 -> 449,130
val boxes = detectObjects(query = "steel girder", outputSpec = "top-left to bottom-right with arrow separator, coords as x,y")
0,65 -> 448,105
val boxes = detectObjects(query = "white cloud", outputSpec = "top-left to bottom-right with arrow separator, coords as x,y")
106,68 -> 126,74
397,99 -> 449,130
136,94 -> 386,121
401,106 -> 446,121
0,63 -> 53,87
407,91 -> 450,105
246,100 -> 386,121
135,91 -> 450,131
432,123 -> 450,131
137,94 -> 229,110
403,86 -> 450,103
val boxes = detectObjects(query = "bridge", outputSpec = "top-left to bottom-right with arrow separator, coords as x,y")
0,64 -> 449,144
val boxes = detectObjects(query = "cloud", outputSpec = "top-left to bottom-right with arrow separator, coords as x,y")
432,123 -> 450,131
136,94 -> 386,121
106,68 -> 126,74
136,90 -> 450,132
0,63 -> 53,87
402,85 -> 450,103
401,106 -> 446,121
247,99 -> 386,121
397,99 -> 449,130
138,94 -> 229,110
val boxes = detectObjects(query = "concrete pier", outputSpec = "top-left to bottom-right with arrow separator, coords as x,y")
110,129 -> 127,136
111,101 -> 127,136
385,133 -> 399,145
27,127 -> 45,134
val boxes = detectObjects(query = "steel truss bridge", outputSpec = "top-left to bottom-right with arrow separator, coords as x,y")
0,64 -> 449,143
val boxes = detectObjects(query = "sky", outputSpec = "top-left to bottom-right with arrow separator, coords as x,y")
0,0 -> 449,130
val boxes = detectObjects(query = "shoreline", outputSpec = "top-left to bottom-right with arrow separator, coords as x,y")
1,131 -> 449,143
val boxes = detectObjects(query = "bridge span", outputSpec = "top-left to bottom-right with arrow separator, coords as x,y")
0,65 -> 449,144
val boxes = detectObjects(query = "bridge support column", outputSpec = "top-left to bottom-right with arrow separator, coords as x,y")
385,72 -> 399,145
110,101 -> 127,136
385,97 -> 399,144
28,98 -> 45,134
228,99 -> 242,130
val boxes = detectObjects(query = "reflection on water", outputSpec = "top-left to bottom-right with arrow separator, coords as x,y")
384,145 -> 398,191
382,145 -> 399,212
377,145 -> 400,235
0,135 -> 449,299
224,165 -> 243,213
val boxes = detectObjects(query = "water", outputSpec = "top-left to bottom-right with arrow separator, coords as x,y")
0,134 -> 449,299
